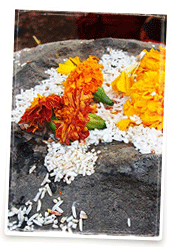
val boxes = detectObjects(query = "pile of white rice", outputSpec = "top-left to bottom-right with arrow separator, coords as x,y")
8,47 -> 163,232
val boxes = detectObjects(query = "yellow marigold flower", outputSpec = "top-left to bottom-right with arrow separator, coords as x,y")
57,56 -> 81,75
123,99 -> 138,117
115,118 -> 132,131
111,71 -> 134,95
131,72 -> 157,92
112,46 -> 166,131
140,111 -> 163,130
63,55 -> 104,95
147,101 -> 160,112
135,47 -> 165,80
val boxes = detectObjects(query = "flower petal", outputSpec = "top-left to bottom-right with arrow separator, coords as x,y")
57,56 -> 81,75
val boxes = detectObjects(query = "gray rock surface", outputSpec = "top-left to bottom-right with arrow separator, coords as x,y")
9,38 -> 162,237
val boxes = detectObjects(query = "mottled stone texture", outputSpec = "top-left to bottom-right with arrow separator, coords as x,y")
10,38 -> 162,237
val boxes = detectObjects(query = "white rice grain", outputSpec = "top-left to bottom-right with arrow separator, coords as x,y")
72,218 -> 79,223
127,218 -> 131,227
41,173 -> 50,186
72,203 -> 77,218
11,207 -> 19,215
72,223 -> 77,229
79,218 -> 83,232
45,183 -> 53,197
66,216 -> 73,223
52,200 -> 63,211
10,224 -> 18,230
29,164 -> 36,174
40,188 -> 46,200
33,189 -> 42,202
52,224 -> 59,229
53,199 -> 58,204
54,219 -> 58,225
44,219 -> 54,225
60,224 -> 67,231
37,200 -> 42,212
60,216 -> 67,223
33,219 -> 43,226
56,206 -> 64,214
8,211 -> 16,217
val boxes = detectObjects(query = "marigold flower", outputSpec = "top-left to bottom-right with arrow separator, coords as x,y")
46,94 -> 63,109
123,70 -> 165,130
63,55 -> 104,95
19,94 -> 61,133
57,56 -> 81,75
111,46 -> 166,131
123,99 -> 138,116
111,71 -> 134,95
135,46 -> 166,80
115,118 -> 132,131
53,90 -> 94,145
19,56 -> 107,144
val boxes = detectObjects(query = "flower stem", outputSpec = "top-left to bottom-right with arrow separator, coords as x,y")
93,86 -> 114,106
48,113 -> 106,135
47,115 -> 57,134
86,113 -> 106,130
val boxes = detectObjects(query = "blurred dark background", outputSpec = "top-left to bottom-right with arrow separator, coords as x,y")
14,10 -> 167,51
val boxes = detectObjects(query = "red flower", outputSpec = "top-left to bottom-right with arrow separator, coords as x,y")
19,94 -> 61,132
53,90 -> 93,145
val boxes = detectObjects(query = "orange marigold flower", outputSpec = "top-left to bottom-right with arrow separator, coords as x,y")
63,55 -> 104,95
46,94 -> 63,110
19,94 -> 61,133
89,103 -> 98,113
53,90 -> 93,145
